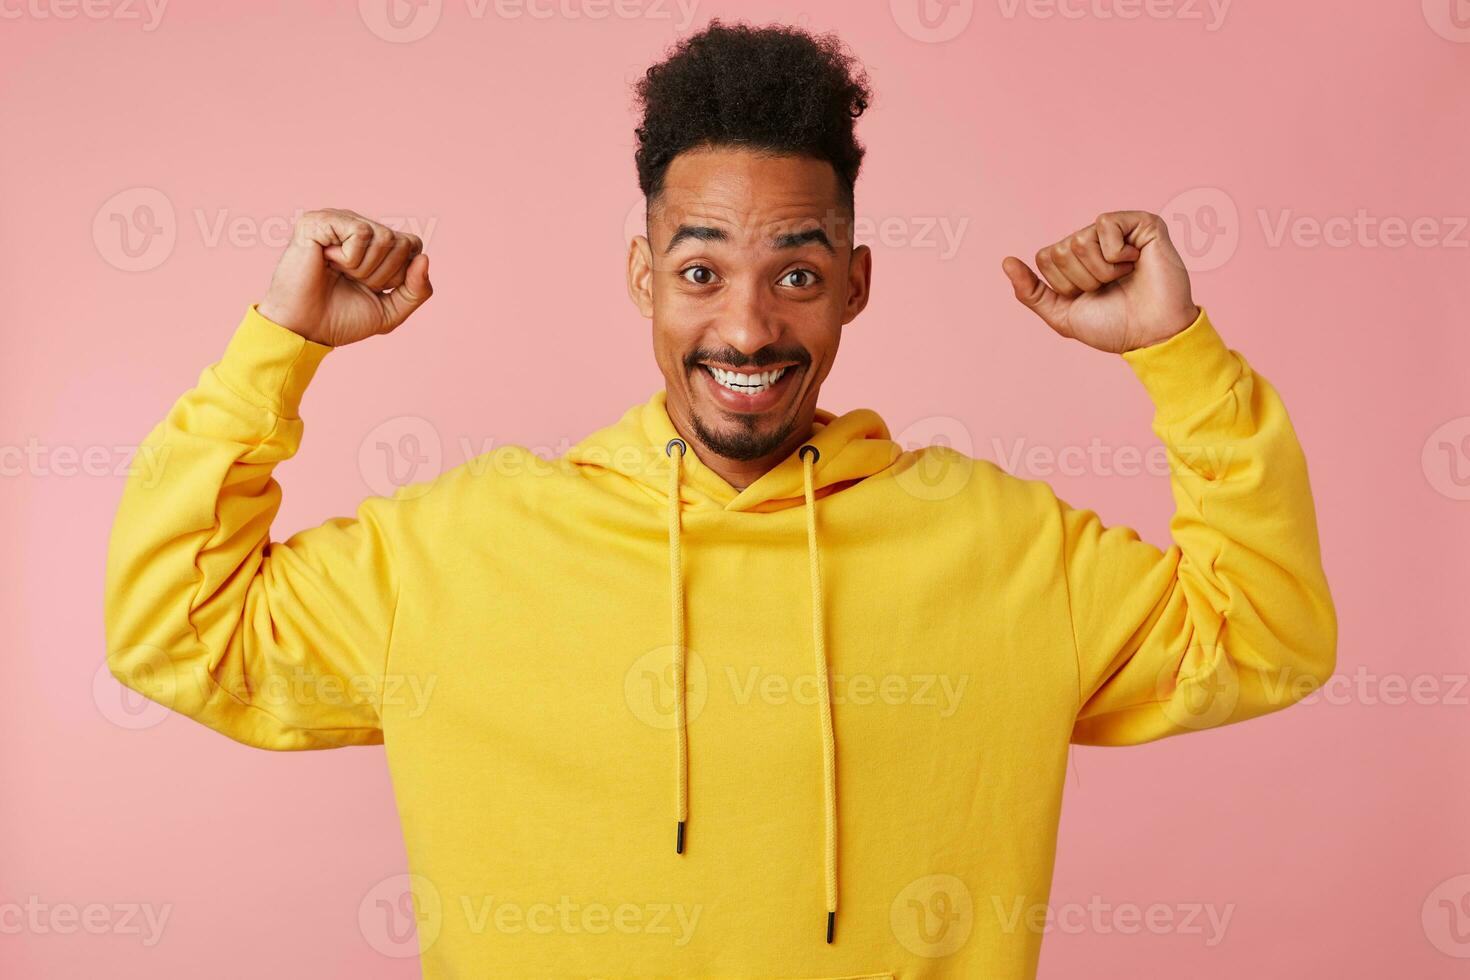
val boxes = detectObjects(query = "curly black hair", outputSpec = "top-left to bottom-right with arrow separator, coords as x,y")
633,20 -> 873,217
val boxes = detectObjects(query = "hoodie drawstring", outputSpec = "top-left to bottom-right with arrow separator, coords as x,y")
666,438 -> 689,857
799,445 -> 838,945
663,437 -> 838,945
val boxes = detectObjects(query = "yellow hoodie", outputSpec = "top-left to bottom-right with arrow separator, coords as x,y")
105,304 -> 1335,979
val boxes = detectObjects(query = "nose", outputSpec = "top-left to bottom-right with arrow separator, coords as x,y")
713,277 -> 782,359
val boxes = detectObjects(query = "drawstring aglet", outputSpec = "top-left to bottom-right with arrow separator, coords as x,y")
676,821 -> 685,855
825,911 -> 835,944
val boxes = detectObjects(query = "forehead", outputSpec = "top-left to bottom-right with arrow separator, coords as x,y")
652,146 -> 846,245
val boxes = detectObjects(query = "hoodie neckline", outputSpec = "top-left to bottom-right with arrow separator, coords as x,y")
603,389 -> 900,513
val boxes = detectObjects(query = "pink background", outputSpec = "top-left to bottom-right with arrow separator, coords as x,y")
3,0 -> 1468,976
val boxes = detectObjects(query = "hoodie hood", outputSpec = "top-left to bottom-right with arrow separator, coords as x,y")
566,389 -> 903,512
565,389 -> 903,943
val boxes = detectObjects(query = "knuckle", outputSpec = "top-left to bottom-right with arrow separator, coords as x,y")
295,210 -> 327,238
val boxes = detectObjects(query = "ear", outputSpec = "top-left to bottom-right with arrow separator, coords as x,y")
841,243 -> 872,325
626,234 -> 655,318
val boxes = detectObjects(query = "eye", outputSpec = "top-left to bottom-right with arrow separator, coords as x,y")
780,268 -> 821,288
680,265 -> 717,286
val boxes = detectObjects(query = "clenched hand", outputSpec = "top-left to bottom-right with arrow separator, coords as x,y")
258,208 -> 433,347
1003,211 -> 1199,354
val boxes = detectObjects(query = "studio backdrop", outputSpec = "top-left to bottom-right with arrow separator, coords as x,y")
1,1 -> 1466,978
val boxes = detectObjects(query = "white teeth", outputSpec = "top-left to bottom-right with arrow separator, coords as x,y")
707,365 -> 787,394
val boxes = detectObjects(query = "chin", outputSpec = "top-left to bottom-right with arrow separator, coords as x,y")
689,403 -> 799,463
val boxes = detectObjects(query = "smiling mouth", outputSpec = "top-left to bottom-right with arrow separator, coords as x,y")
700,363 -> 791,394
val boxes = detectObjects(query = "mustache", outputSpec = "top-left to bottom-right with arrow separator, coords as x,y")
684,346 -> 810,370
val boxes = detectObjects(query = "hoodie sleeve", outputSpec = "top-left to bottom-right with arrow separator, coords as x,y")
104,306 -> 399,750
1062,308 -> 1337,745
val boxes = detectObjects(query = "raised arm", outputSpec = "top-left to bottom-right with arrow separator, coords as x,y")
1002,211 -> 1336,744
104,209 -> 435,749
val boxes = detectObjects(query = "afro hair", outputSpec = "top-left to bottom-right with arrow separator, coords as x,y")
633,20 -> 873,216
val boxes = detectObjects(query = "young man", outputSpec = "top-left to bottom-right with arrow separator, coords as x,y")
105,20 -> 1336,979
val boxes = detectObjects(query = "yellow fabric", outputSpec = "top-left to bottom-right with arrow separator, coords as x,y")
105,304 -> 1336,978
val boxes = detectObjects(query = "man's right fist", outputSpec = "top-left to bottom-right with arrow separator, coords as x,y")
257,208 -> 433,347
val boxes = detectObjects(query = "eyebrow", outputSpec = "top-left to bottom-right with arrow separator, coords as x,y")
663,224 -> 835,256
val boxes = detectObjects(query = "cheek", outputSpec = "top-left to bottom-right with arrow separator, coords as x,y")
650,315 -> 699,373
654,284 -> 712,323
790,315 -> 842,358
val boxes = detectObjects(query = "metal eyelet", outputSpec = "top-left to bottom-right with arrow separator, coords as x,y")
799,445 -> 820,464
665,438 -> 687,458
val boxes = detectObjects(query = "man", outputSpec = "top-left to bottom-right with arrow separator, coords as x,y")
105,20 -> 1336,979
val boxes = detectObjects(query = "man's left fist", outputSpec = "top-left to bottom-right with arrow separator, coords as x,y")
1002,210 -> 1200,354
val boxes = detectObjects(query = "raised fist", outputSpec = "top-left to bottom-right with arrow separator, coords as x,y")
1003,210 -> 1198,354
257,208 -> 433,347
